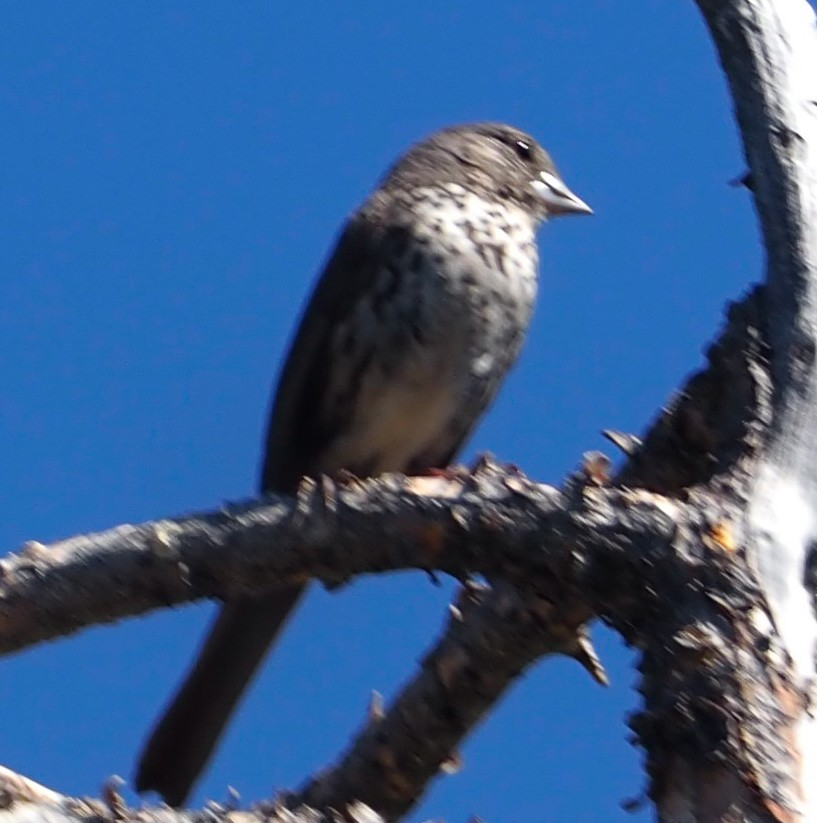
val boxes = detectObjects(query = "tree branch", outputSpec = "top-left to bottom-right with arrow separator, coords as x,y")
0,462 -> 681,658
0,767 -> 375,823
293,582 -> 587,821
637,1 -> 817,820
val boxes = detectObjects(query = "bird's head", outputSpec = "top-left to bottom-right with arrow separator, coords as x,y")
382,122 -> 592,222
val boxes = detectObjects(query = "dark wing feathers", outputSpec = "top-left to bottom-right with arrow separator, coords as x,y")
259,214 -> 412,493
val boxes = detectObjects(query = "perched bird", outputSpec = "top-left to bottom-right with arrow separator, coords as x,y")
135,122 -> 591,805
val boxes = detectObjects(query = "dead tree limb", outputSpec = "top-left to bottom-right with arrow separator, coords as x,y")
0,466 -> 679,657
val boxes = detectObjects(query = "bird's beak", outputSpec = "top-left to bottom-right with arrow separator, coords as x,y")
531,170 -> 593,216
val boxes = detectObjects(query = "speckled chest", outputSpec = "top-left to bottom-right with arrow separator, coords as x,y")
394,183 -> 539,381
318,183 -> 541,475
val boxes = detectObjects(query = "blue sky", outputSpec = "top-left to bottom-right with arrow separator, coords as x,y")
0,3 -> 771,820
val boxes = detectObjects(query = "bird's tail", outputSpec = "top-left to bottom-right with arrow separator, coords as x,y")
135,586 -> 306,806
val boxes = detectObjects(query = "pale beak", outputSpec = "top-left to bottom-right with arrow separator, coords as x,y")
531,170 -> 593,216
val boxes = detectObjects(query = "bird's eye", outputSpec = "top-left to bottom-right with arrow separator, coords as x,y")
515,140 -> 533,161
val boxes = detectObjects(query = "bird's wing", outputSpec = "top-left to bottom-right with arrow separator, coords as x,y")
259,212 -> 412,493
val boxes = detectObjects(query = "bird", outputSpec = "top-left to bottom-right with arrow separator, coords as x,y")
135,122 -> 592,805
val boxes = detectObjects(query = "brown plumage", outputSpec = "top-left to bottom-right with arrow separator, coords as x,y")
135,122 -> 591,805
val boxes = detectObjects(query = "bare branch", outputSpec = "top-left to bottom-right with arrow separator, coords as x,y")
293,582 -> 579,821
0,766 -> 370,823
0,462 -> 681,658
0,767 -> 65,806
